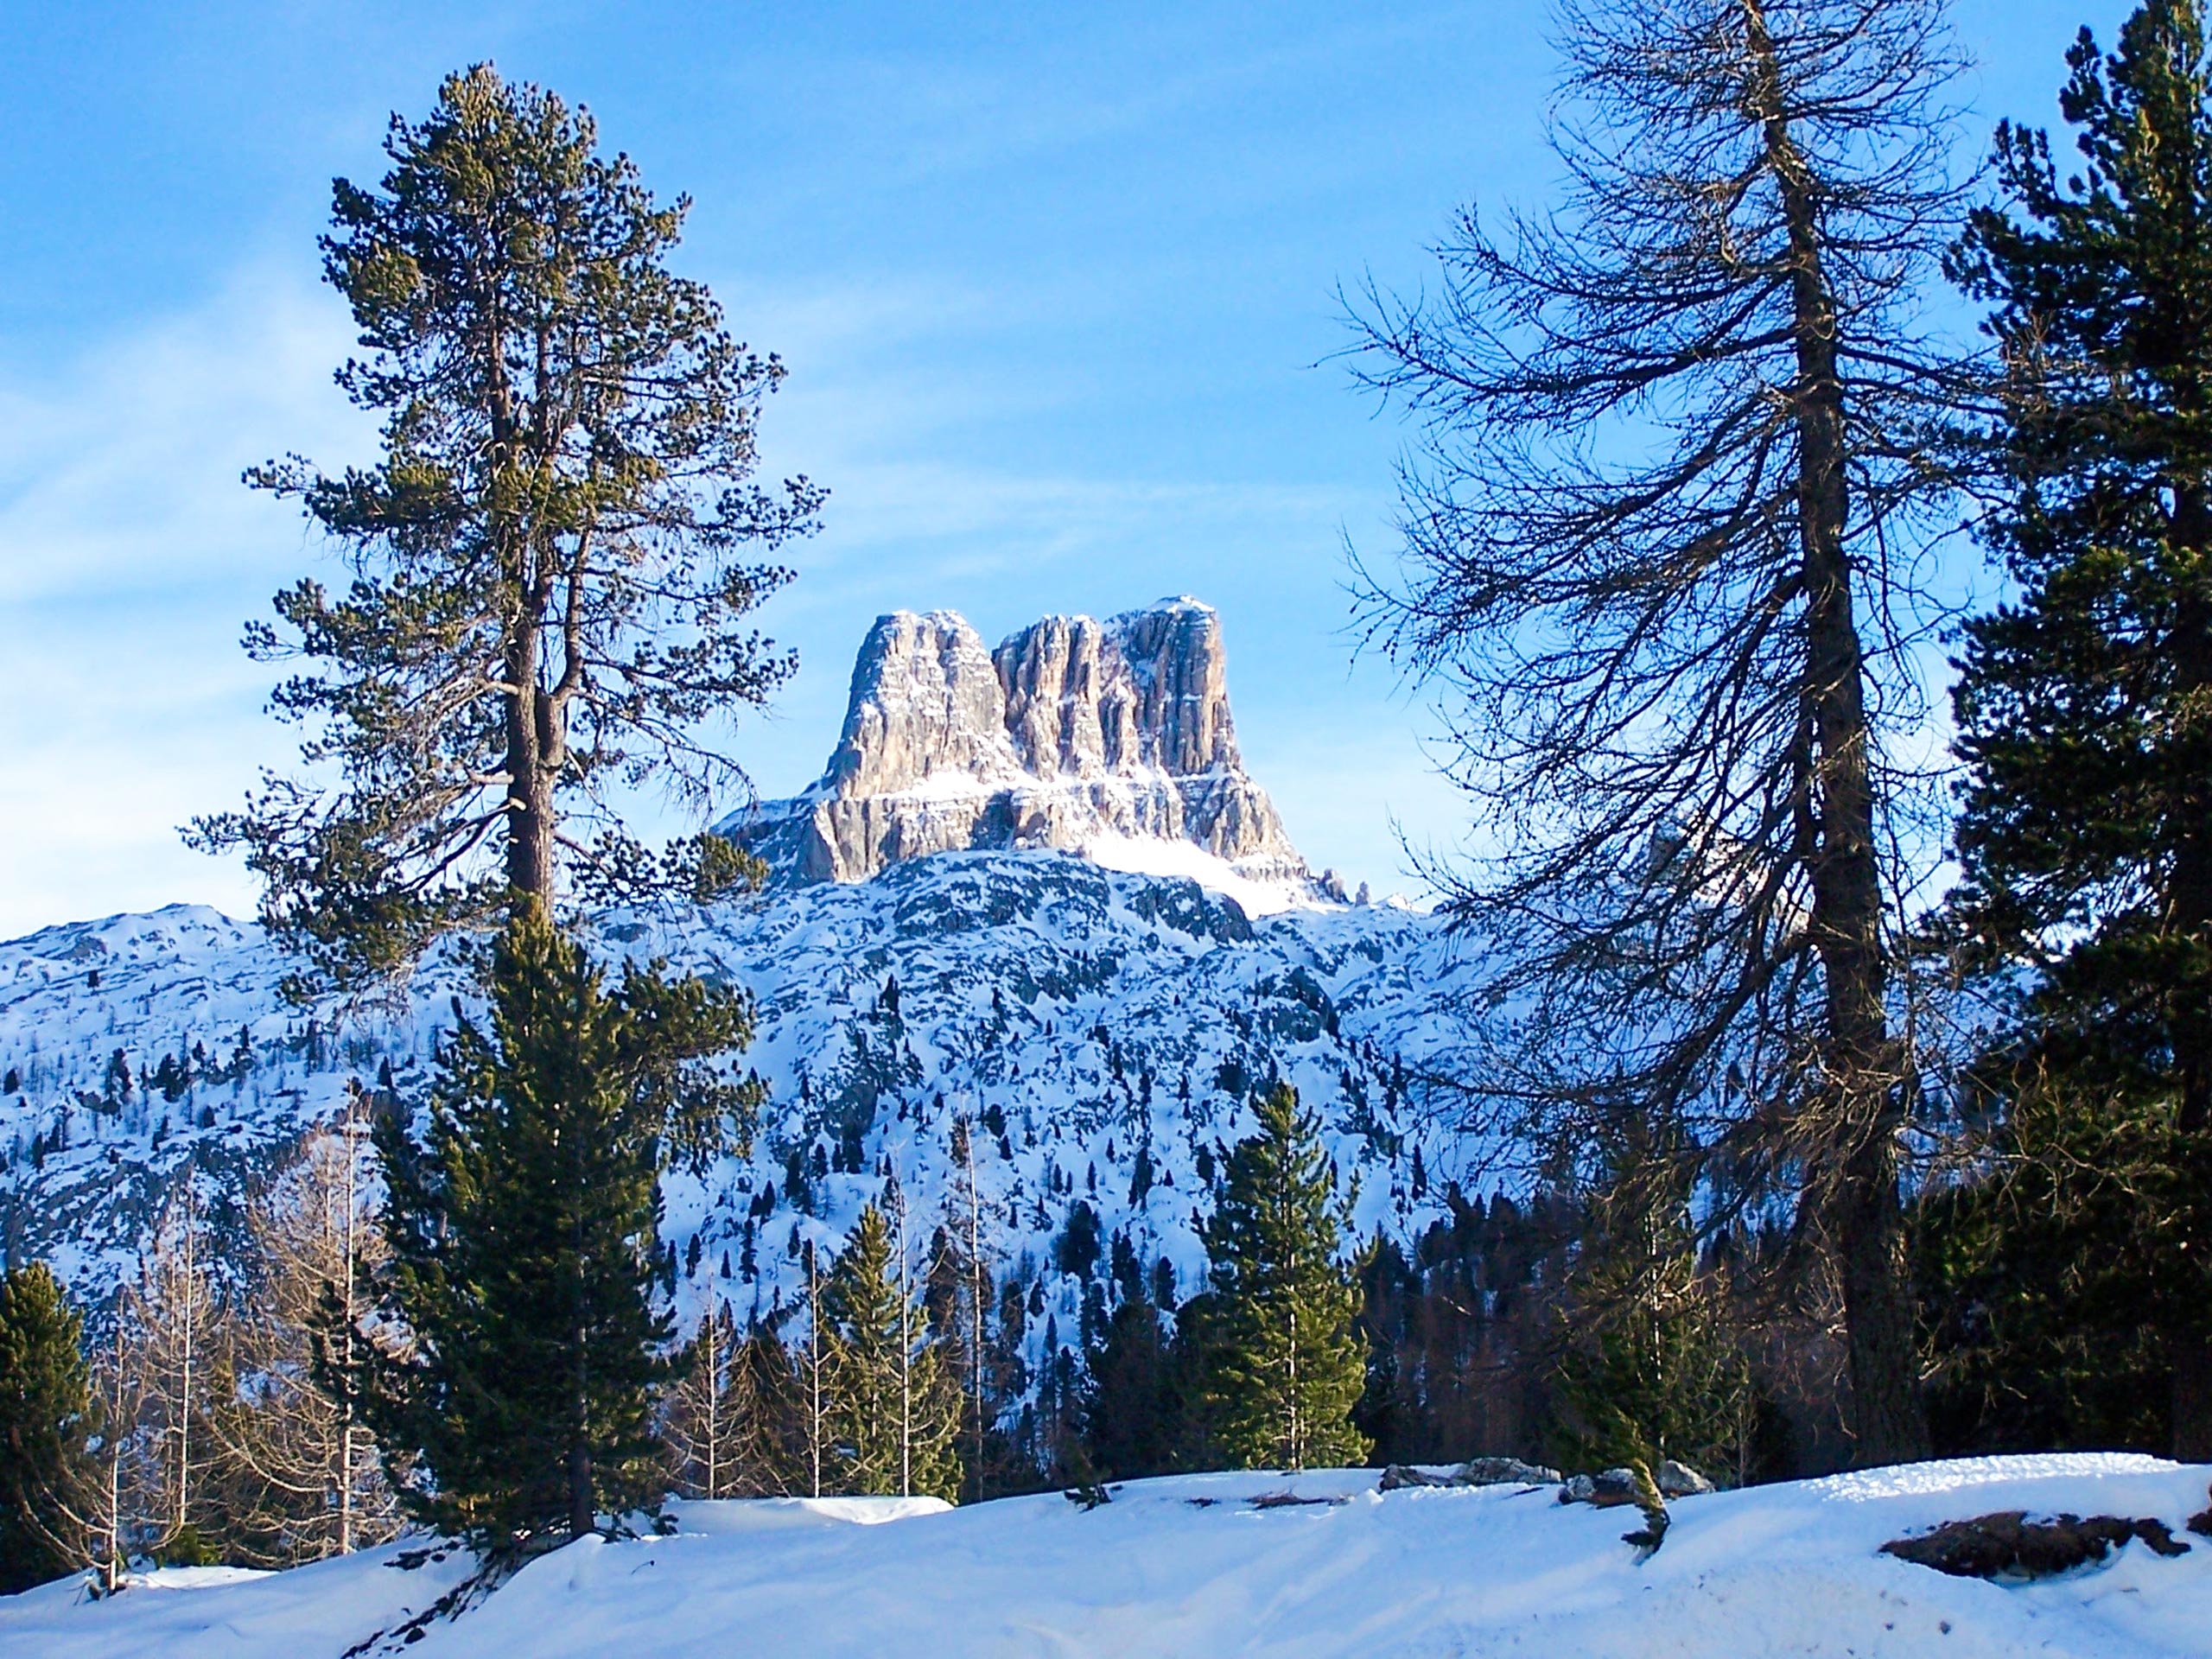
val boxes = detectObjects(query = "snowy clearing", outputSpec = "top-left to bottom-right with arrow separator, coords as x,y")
5,1456 -> 2210,1657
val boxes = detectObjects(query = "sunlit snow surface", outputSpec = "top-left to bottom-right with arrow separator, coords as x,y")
5,1457 -> 2212,1657
1077,831 -> 1328,917
1806,1452 -> 2180,1503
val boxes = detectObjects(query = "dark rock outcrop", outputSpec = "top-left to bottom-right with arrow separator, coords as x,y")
722,599 -> 1307,887
1560,1469 -> 1646,1509
1883,1511 -> 2190,1580
1379,1459 -> 1562,1493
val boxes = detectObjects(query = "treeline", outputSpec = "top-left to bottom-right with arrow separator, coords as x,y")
0,968 -> 1375,1588
0,1025 -> 1872,1604
0,1019 -> 377,1172
1339,0 -> 2212,1475
0,1108 -> 397,1593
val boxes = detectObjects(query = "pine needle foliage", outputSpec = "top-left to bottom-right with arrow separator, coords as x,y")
0,1263 -> 96,1593
1201,1085 -> 1370,1471
187,64 -> 819,993
1549,1130 -> 1756,1484
818,1204 -> 962,1503
353,911 -> 760,1550
1945,0 -> 2212,1457
1916,1061 -> 2199,1458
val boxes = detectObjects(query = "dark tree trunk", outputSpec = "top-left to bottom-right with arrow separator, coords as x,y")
504,620 -> 556,908
569,1440 -> 594,1541
2174,1343 -> 2212,1463
1754,1 -> 1929,1467
2171,489 -> 2212,1132
569,1083 -> 594,1541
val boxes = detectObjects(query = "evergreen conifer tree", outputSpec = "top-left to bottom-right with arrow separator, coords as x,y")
735,1318 -> 808,1491
1548,1128 -> 1754,1484
186,64 -> 817,994
1200,1084 -> 1370,1471
1084,1292 -> 1198,1479
1915,1061 -> 2185,1456
353,912 -> 757,1550
818,1204 -> 962,1501
1947,0 -> 2212,1457
0,1263 -> 95,1593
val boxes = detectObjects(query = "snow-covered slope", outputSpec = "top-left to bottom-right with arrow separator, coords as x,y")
6,1456 -> 2211,1657
0,850 -> 1475,1378
0,591 -> 1440,1376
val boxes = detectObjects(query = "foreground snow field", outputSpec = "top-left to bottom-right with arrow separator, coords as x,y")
5,1456 -> 2211,1658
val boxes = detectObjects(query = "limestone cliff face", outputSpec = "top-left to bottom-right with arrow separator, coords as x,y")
723,599 -> 1306,886
823,611 -> 1025,798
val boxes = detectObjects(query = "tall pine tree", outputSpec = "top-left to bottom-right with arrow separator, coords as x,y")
817,1204 -> 962,1502
1947,0 -> 2212,1457
0,1263 -> 95,1593
1201,1085 -> 1370,1471
353,912 -> 757,1549
187,64 -> 817,993
182,61 -> 804,1562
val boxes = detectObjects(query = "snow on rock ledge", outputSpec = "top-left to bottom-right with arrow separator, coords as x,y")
719,599 -> 1311,892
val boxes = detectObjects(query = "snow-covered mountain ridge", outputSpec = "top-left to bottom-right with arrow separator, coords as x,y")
0,850 -> 1473,1372
1,594 -> 1459,1378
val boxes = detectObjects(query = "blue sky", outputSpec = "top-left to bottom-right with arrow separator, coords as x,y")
0,0 -> 2133,938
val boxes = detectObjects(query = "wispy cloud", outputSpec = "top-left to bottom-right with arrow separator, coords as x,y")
0,264 -> 370,937
0,252 -> 1464,939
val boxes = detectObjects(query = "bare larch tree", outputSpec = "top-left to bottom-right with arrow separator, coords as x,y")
1346,0 -> 1974,1465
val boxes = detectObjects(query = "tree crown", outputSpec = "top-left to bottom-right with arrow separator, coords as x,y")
190,64 -> 818,991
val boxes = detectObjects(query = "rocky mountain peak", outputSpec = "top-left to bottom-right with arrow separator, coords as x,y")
822,610 -> 1026,798
723,599 -> 1306,888
996,599 -> 1238,780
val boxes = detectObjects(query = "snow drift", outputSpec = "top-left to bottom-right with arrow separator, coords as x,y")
5,1455 -> 2210,1657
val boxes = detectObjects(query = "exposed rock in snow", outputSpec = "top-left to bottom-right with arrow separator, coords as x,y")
1561,1468 -> 1650,1509
1659,1458 -> 1717,1498
1379,1458 -> 1560,1491
720,599 -> 1306,890
1883,1509 -> 2192,1580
